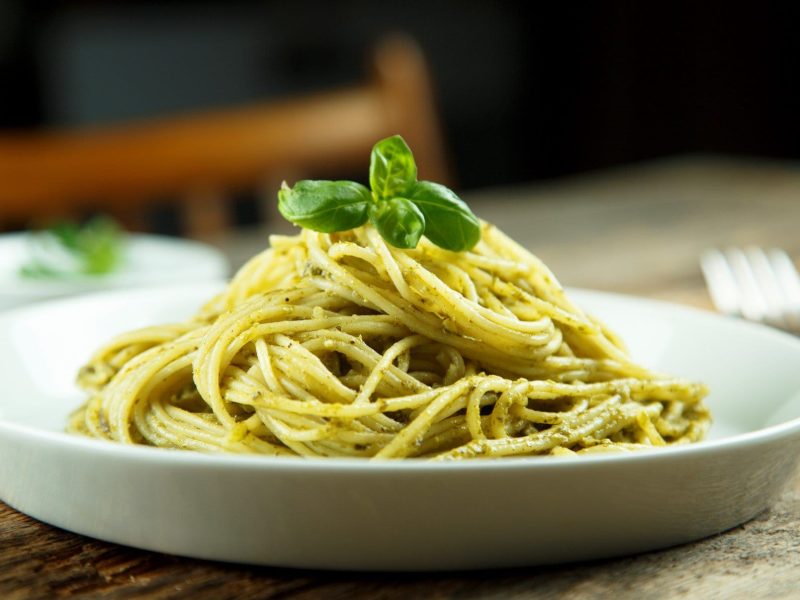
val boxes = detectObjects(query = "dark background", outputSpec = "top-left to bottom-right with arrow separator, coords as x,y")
2,0 -> 799,190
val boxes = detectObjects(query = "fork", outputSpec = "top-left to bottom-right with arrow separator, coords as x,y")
700,247 -> 800,333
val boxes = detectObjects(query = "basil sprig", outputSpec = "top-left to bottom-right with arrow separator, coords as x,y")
277,135 -> 480,251
19,217 -> 124,278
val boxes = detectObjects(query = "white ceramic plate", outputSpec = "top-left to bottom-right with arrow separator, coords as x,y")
1,283 -> 799,571
0,232 -> 229,310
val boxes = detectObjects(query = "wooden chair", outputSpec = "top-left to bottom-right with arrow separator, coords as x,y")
0,35 -> 451,238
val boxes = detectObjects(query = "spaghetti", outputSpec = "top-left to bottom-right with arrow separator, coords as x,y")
69,223 -> 710,458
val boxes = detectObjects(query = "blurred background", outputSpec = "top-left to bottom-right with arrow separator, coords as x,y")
1,0 -> 800,235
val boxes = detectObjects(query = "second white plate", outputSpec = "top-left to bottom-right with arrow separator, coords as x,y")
0,232 -> 228,310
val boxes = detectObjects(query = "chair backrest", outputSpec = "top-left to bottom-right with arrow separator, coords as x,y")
0,35 -> 451,238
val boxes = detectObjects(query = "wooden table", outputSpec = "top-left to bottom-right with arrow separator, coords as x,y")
3,155 -> 799,599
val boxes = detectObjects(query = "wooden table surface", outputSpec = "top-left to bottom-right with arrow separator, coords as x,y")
3,155 -> 799,599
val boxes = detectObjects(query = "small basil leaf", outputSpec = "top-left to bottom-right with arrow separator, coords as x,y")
409,181 -> 481,251
278,180 -> 370,233
50,222 -> 82,251
369,135 -> 417,200
78,217 -> 123,274
368,197 -> 425,249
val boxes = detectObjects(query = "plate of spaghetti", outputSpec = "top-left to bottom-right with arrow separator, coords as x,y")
1,137 -> 799,570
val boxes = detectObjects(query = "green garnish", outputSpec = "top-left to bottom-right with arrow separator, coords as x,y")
278,135 -> 480,251
20,217 -> 124,278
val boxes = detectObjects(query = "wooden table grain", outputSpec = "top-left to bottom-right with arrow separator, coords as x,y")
3,155 -> 800,599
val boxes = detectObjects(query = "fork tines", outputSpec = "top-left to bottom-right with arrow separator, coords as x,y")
700,247 -> 800,333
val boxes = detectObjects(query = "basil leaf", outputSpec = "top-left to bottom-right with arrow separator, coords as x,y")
278,180 -> 370,233
369,135 -> 417,200
78,217 -> 123,274
410,181 -> 481,251
368,197 -> 425,249
50,222 -> 82,251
